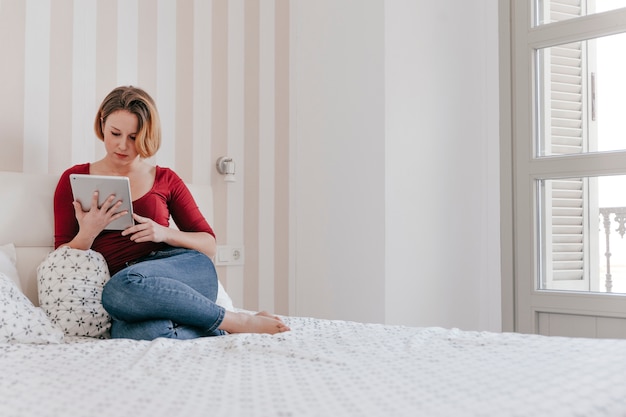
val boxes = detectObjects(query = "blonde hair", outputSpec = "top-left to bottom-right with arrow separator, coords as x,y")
94,86 -> 161,158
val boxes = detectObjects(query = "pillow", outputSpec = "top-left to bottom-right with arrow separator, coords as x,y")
0,243 -> 22,291
216,280 -> 235,311
0,273 -> 64,344
37,247 -> 111,338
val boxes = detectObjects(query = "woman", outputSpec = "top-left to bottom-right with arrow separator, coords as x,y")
54,86 -> 289,340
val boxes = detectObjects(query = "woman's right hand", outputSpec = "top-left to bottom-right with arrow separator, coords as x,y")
73,191 -> 127,238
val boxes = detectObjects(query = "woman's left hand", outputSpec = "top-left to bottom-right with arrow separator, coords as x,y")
122,213 -> 169,243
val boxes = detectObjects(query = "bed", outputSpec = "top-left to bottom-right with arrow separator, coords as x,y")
1,170 -> 626,417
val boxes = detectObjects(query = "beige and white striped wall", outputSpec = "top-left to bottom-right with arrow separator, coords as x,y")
0,0 -> 290,314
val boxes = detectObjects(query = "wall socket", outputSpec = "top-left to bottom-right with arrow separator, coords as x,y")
215,245 -> 245,266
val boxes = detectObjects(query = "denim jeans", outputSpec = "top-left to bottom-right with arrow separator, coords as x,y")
101,247 -> 226,340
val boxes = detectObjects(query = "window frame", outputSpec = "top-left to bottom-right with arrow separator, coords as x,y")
502,1 -> 626,333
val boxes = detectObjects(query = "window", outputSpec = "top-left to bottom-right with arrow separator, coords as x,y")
509,0 -> 626,334
535,2 -> 626,293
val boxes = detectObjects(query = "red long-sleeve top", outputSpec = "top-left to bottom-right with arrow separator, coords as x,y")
54,163 -> 215,275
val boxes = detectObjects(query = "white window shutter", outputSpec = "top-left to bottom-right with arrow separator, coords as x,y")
543,0 -> 597,291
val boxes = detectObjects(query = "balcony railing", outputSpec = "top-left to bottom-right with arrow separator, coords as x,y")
599,207 -> 626,293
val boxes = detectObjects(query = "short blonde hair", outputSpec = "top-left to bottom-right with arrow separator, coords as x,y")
94,86 -> 161,158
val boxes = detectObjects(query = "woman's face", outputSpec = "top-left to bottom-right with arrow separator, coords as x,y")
102,110 -> 140,165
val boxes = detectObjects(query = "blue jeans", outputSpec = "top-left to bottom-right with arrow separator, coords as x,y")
101,247 -> 226,340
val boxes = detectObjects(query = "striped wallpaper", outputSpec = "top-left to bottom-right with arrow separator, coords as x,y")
0,0 -> 291,314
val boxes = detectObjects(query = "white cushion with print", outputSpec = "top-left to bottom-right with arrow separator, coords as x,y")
37,246 -> 111,338
0,272 -> 64,344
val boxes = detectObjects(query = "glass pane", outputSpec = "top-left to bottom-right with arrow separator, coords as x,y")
535,31 -> 626,156
535,0 -> 626,26
538,175 -> 626,294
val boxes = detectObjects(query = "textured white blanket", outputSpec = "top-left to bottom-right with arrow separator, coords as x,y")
1,316 -> 626,417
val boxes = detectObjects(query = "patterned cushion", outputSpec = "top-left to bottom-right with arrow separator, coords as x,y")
0,272 -> 64,344
37,247 -> 111,338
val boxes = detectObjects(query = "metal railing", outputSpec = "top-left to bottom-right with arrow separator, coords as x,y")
599,207 -> 626,293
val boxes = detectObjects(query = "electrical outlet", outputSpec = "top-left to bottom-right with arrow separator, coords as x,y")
215,245 -> 245,266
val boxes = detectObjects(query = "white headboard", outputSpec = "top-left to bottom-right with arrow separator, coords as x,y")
0,171 -> 213,305
0,171 -> 57,303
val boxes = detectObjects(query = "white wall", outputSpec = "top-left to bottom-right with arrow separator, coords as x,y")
291,0 -> 386,323
385,0 -> 501,331
292,0 -> 501,330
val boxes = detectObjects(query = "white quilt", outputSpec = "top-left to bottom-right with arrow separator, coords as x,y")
1,316 -> 626,417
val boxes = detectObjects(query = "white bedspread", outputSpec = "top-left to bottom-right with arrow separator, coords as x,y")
1,316 -> 626,417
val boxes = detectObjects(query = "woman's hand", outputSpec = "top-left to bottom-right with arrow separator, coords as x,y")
73,192 -> 127,238
122,213 -> 216,258
122,213 -> 169,243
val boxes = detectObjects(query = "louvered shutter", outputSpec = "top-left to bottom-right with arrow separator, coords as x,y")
542,0 -> 598,291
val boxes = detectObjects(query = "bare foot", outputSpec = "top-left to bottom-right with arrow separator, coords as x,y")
219,310 -> 290,334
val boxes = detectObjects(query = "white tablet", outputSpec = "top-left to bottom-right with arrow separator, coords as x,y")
69,174 -> 135,230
